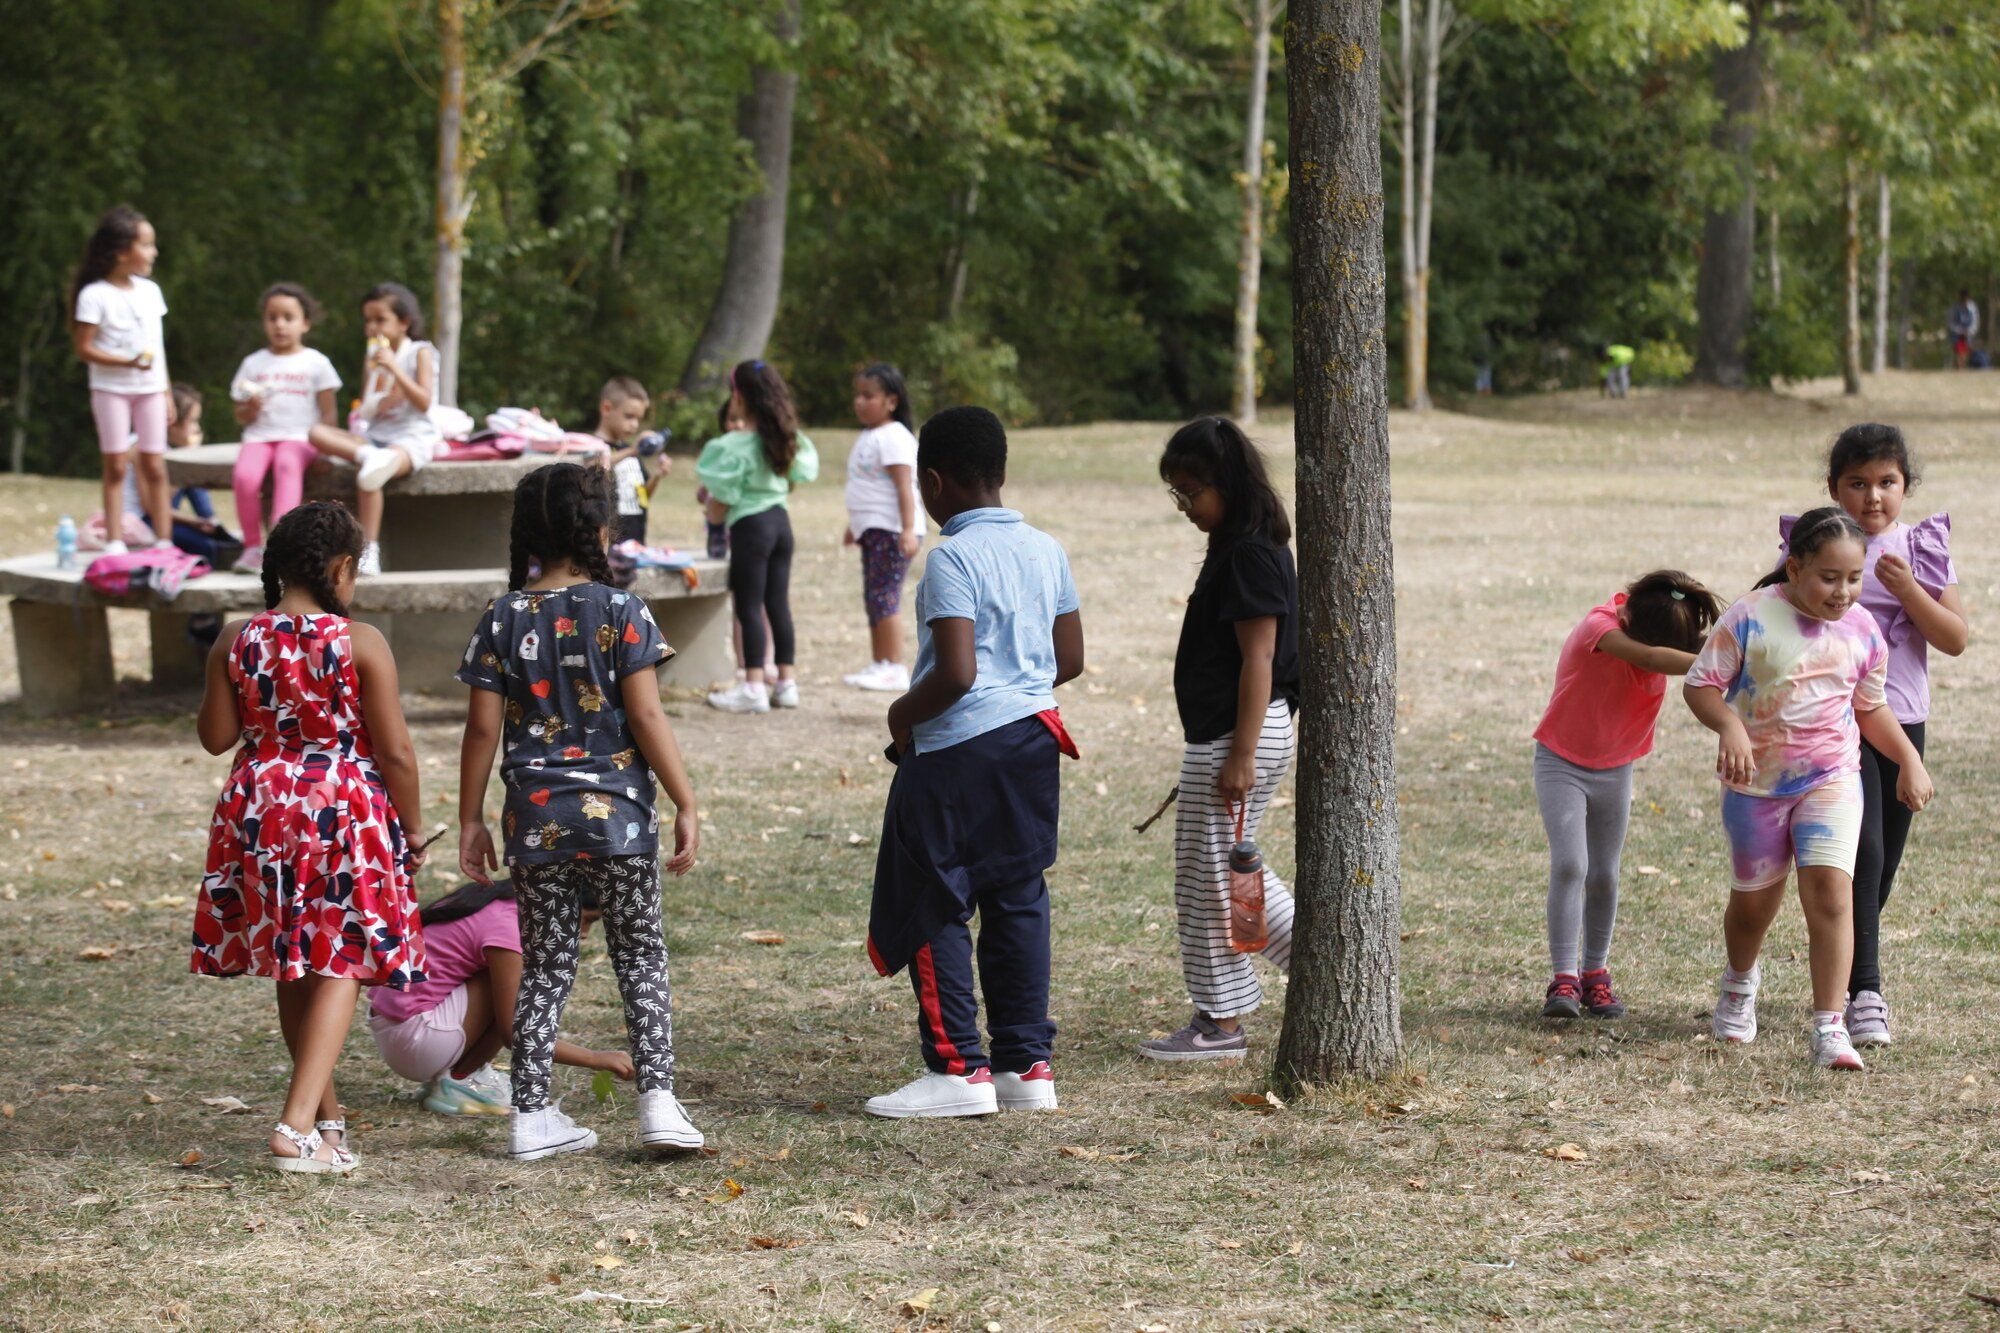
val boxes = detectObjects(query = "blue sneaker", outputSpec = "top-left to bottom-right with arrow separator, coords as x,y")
423,1065 -> 512,1116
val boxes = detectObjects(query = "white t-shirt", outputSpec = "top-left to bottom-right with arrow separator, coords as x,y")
359,338 -> 443,452
75,278 -> 169,394
613,455 -> 647,516
845,421 -> 922,539
234,348 -> 342,444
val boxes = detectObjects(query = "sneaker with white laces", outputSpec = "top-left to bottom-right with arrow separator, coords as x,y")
706,680 -> 771,713
1137,1015 -> 1249,1062
993,1061 -> 1058,1111
638,1089 -> 704,1151
1810,1017 -> 1865,1071
864,1068 -> 999,1119
357,445 -> 404,492
232,545 -> 263,574
1844,990 -> 1893,1047
509,1105 -> 598,1160
357,541 -> 382,576
771,678 -> 800,709
1712,965 -> 1760,1044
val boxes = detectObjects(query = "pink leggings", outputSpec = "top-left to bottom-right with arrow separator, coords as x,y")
233,438 -> 317,547
90,390 -> 169,456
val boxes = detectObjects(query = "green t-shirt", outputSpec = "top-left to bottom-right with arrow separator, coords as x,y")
695,429 -> 820,527
1604,344 -> 1636,368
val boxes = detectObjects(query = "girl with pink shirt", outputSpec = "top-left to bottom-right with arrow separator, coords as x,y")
1532,571 -> 1720,1022
1684,507 -> 1933,1072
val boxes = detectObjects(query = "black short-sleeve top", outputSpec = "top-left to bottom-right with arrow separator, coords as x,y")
1172,533 -> 1301,744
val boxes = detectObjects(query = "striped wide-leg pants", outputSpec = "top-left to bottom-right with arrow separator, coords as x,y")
1170,699 -> 1297,1019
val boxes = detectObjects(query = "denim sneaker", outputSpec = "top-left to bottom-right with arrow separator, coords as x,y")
1137,1015 -> 1248,1062
1844,990 -> 1893,1048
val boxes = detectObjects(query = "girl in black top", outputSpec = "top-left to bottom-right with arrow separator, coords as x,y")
1138,418 -> 1302,1063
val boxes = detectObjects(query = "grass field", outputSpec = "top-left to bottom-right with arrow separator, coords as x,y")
1,374 -> 1997,1329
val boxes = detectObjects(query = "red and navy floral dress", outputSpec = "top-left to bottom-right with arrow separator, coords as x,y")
192,612 -> 426,986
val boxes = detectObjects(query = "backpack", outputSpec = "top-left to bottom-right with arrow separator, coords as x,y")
84,548 -> 211,600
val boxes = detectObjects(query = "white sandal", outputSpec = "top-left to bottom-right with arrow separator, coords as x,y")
269,1122 -> 355,1175
315,1117 -> 359,1169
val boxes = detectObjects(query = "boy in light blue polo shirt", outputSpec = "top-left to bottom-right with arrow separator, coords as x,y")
865,406 -> 1085,1121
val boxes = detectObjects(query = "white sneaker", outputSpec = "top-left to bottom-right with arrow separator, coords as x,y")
509,1105 -> 598,1161
1810,1017 -> 1865,1071
843,662 -> 883,688
1712,966 -> 1760,1044
356,445 -> 404,492
993,1061 -> 1058,1111
853,661 -> 911,693
102,540 -> 129,556
864,1068 -> 999,1120
357,542 -> 382,576
771,678 -> 800,709
706,680 -> 770,713
232,546 -> 263,574
637,1089 -> 704,1152
150,538 -> 177,551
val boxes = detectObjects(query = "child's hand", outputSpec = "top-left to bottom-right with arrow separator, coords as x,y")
899,529 -> 922,559
1875,552 -> 1917,599
1715,727 -> 1754,787
1216,749 -> 1256,806
665,808 -> 700,876
842,528 -> 857,548
406,834 -> 430,872
594,1050 -> 637,1081
460,821 -> 499,885
1897,758 -> 1934,812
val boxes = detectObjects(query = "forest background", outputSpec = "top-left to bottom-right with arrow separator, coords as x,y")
4,0 -> 2000,477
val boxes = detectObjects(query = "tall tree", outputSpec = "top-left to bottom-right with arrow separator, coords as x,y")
1872,173 -> 1891,374
1232,0 -> 1278,423
1274,0 -> 1404,1086
1388,0 -> 1448,411
1692,3 -> 1759,387
679,0 -> 802,399
1840,159 -> 1863,394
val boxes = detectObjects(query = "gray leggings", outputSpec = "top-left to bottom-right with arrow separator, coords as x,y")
1533,744 -> 1632,976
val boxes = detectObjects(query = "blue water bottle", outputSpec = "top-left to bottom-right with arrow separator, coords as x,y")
55,516 -> 77,571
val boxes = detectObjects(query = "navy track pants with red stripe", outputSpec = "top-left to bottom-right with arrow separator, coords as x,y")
910,872 -> 1054,1075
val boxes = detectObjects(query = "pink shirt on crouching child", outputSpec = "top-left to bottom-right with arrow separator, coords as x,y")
1533,593 -> 1666,770
369,898 -> 520,1025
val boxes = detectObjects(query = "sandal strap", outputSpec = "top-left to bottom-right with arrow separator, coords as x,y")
272,1122 -> 322,1157
315,1118 -> 346,1134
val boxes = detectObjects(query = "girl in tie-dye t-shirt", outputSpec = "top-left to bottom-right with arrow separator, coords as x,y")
1683,507 -> 1932,1073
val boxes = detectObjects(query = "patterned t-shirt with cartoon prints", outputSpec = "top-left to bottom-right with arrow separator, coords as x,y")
456,581 -> 674,865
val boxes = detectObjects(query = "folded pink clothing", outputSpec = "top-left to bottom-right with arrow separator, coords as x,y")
435,433 -> 529,462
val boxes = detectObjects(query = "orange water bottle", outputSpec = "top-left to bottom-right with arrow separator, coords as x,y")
1227,802 -> 1266,953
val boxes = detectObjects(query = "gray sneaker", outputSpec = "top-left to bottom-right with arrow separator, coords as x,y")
1845,990 -> 1893,1048
1138,1015 -> 1248,1062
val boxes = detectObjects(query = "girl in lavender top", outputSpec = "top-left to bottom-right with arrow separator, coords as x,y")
1786,424 -> 1967,1048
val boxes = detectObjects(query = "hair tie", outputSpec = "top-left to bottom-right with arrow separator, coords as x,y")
1669,589 -> 1685,601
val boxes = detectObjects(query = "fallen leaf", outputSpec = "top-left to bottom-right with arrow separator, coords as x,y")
1544,1142 -> 1589,1162
740,930 -> 786,946
672,1186 -> 696,1199
1635,865 -> 1662,876
900,1288 -> 941,1317
1138,1325 -> 1171,1333
1850,1169 -> 1889,1184
55,1084 -> 103,1094
808,1101 -> 829,1114
0,1104 -> 12,1117
590,1255 -> 626,1270
1059,1145 -> 1099,1161
201,1096 -> 254,1114
1216,1239 -> 1243,1250
1563,1247 -> 1601,1263
840,1210 -> 870,1228
175,1149 -> 205,1169
705,1178 -> 745,1204
748,1235 -> 802,1250
1230,1091 -> 1284,1114
77,946 -> 117,961
621,1228 -> 642,1245
103,899 -> 134,914
145,895 -> 188,909
177,1178 -> 232,1191
1405,1177 -> 1427,1190
142,1092 -> 164,1105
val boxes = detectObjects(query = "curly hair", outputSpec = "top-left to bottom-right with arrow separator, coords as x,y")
1623,569 -> 1721,652
70,205 -> 149,315
1827,422 -> 1919,493
363,281 -> 425,338
731,360 -> 800,476
508,462 -> 615,591
260,281 -> 322,325
262,502 -> 364,614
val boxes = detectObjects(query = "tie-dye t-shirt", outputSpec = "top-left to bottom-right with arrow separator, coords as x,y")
456,582 -> 674,864
1685,585 -> 1888,798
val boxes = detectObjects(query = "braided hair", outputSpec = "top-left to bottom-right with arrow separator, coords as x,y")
1755,505 -> 1867,590
262,502 -> 364,614
508,462 -> 616,591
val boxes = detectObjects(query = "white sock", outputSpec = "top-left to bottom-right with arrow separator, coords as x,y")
1813,1009 -> 1844,1028
1724,963 -> 1756,984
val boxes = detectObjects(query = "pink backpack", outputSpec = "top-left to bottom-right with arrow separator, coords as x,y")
84,548 -> 211,600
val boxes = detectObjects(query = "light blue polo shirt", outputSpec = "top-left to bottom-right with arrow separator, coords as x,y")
909,508 -> 1079,755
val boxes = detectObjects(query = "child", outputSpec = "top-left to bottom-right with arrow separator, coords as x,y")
306,283 -> 442,575
1804,423 -> 1965,1045
703,400 -> 776,684
192,502 -> 429,1172
456,462 -> 704,1160
841,363 -> 924,693
70,205 -> 175,552
229,283 -> 341,574
865,406 -> 1084,1118
1531,571 -> 1721,1022
1138,418 -> 1301,1062
369,878 -> 637,1116
597,376 -> 669,547
1684,507 -> 1933,1071
697,360 -> 818,713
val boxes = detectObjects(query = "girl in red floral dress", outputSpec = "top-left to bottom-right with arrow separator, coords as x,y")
194,501 -> 429,1174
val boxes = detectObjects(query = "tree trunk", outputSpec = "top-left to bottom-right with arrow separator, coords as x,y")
1841,164 -> 1862,395
1396,0 -> 1417,410
1871,173 -> 1890,375
678,0 -> 802,398
1692,11 -> 1759,387
9,298 -> 53,474
1231,0 -> 1274,424
1767,205 -> 1781,301
434,0 -> 469,408
943,179 -> 979,323
1272,0 -> 1404,1088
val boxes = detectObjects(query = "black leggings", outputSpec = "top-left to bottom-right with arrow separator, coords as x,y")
1851,722 -> 1924,996
728,506 -> 795,668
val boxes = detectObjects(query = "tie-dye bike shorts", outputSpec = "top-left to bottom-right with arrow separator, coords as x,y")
1720,771 -> 1863,891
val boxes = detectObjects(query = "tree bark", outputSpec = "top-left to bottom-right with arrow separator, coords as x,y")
1872,173 -> 1890,375
1396,0 -> 1416,409
1767,205 -> 1781,301
1841,163 -> 1862,395
1406,0 -> 1441,412
434,0 -> 469,408
1272,0 -> 1404,1088
678,0 -> 802,399
10,297 -> 54,474
1231,0 -> 1274,424
1692,11 -> 1759,387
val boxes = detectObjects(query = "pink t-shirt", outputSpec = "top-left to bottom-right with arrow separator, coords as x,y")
1533,594 -> 1666,770
369,898 -> 520,1024
1685,585 -> 1888,798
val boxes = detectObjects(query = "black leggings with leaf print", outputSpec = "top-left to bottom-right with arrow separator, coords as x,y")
510,855 -> 674,1111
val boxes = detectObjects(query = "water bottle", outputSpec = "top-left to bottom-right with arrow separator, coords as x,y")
55,517 -> 77,571
1227,834 -> 1267,953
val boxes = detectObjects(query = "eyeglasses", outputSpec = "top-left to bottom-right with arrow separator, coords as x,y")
1166,483 -> 1209,513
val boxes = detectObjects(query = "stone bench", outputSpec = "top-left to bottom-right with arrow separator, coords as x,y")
0,554 -> 732,711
